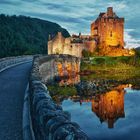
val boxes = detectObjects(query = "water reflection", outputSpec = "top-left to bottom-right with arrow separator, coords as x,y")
70,85 -> 131,128
52,71 -> 139,129
91,85 -> 126,128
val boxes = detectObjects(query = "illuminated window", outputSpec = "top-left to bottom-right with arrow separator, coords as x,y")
110,31 -> 112,37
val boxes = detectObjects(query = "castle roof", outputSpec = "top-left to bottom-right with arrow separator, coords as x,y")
99,12 -> 105,17
95,8 -> 121,20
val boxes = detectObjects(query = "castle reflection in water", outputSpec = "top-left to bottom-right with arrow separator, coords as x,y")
91,85 -> 126,128
74,85 -> 131,128
56,69 -> 132,128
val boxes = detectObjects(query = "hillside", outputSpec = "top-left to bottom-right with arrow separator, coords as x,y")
0,14 -> 70,58
135,46 -> 140,55
135,46 -> 140,51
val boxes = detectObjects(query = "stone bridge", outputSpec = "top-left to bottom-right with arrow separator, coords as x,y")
0,54 -> 89,140
38,54 -> 81,83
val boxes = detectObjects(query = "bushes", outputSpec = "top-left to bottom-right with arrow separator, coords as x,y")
94,58 -> 105,65
85,56 -> 140,67
82,50 -> 91,57
48,85 -> 77,96
116,56 -> 130,64
91,57 -> 116,66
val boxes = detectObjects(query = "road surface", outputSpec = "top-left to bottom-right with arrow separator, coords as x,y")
0,62 -> 32,140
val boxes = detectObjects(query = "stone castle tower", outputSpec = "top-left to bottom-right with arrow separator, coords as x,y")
91,7 -> 124,52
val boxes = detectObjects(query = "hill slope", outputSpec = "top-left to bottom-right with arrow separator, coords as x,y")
0,14 -> 70,58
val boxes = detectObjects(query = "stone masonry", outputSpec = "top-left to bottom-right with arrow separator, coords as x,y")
29,55 -> 90,140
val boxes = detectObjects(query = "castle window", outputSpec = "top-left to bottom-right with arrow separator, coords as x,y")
110,31 -> 112,37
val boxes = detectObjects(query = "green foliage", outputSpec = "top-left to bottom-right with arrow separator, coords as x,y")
94,57 -> 105,65
81,56 -> 140,81
135,47 -> 140,56
82,50 -> 91,57
116,56 -> 130,63
82,49 -> 99,57
0,14 -> 70,58
104,57 -> 117,65
48,85 -> 77,96
90,56 -> 117,66
89,56 -> 137,66
82,56 -> 140,73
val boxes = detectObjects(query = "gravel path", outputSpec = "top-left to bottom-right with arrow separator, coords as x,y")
0,62 -> 32,140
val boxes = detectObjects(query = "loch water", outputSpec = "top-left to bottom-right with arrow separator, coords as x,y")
52,75 -> 140,140
62,88 -> 140,140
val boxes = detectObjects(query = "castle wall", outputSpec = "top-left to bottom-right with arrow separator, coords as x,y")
63,44 -> 72,55
48,32 -> 65,55
84,40 -> 96,52
102,18 -> 124,47
91,7 -> 124,49
48,40 -> 53,54
48,32 -> 83,58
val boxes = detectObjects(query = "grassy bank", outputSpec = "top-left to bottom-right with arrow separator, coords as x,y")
81,56 -> 140,80
47,84 -> 77,103
47,56 -> 140,99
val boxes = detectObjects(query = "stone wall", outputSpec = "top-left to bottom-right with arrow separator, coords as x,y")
0,56 -> 32,72
38,55 -> 81,83
48,32 -> 83,58
29,55 -> 90,140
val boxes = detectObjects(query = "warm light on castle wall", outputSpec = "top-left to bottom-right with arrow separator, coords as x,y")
106,32 -> 119,46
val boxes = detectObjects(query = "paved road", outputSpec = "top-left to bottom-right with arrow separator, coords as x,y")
0,62 -> 32,140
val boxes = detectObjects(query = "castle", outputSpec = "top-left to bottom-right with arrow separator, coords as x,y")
48,7 -> 132,57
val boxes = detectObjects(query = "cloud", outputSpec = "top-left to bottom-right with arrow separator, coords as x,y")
0,0 -> 20,5
0,0 -> 140,48
125,29 -> 140,49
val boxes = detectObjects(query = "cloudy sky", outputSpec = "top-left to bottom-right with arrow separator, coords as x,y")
0,0 -> 140,48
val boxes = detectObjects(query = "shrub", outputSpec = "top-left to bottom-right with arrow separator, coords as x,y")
95,57 -> 105,65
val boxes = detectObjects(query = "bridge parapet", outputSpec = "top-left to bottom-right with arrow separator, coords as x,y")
28,54 -> 90,140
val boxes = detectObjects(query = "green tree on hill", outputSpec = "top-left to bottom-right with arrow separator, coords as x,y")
0,14 -> 70,58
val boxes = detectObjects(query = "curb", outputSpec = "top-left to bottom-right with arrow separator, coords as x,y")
23,84 -> 35,140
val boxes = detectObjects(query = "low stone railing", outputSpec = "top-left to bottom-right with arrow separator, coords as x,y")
0,56 -> 33,72
29,55 -> 90,140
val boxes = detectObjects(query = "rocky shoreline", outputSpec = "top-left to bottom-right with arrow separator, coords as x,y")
75,79 -> 119,96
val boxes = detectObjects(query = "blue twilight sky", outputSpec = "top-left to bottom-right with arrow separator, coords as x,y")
0,0 -> 140,48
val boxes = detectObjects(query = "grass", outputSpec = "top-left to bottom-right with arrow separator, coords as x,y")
81,56 -> 140,80
48,84 -> 77,96
47,84 -> 77,102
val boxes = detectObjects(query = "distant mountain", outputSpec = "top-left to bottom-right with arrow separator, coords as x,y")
135,46 -> 140,50
135,46 -> 140,56
0,14 -> 70,58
